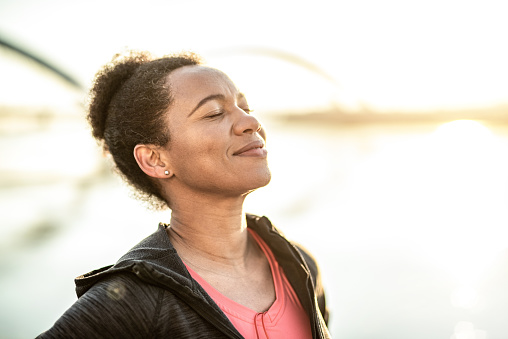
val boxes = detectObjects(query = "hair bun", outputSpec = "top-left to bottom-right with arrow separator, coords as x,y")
87,51 -> 153,140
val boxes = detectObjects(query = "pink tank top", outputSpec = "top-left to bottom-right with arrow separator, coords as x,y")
184,229 -> 312,339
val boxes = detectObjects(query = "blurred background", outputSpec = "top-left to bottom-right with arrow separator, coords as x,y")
1,0 -> 508,338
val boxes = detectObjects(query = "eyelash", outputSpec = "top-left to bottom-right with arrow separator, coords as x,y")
207,111 -> 225,119
206,108 -> 253,119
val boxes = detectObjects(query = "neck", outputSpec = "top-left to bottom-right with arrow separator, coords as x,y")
167,194 -> 251,267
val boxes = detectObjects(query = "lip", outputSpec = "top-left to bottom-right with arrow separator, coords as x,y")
233,140 -> 267,157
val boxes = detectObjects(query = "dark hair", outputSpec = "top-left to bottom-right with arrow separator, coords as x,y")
87,50 -> 202,209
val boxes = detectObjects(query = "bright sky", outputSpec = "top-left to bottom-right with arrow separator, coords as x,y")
0,0 -> 507,112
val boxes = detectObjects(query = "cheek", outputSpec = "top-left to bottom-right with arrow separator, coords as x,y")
170,129 -> 228,169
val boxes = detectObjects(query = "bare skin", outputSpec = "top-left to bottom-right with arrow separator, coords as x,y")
134,65 -> 274,312
166,197 -> 275,312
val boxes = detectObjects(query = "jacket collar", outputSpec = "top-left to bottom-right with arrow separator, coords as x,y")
75,214 -> 296,297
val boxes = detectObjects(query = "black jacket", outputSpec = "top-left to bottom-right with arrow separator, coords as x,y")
38,214 -> 331,338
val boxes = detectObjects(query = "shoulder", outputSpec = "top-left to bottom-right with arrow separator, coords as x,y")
38,273 -> 163,338
292,242 -> 320,279
39,268 -> 234,338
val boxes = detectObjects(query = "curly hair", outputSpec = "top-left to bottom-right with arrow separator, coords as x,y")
87,50 -> 202,209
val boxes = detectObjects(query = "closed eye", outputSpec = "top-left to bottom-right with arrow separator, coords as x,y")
206,110 -> 225,119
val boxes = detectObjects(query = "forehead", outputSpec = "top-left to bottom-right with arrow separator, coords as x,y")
167,65 -> 239,101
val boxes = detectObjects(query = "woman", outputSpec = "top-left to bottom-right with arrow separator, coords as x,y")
38,51 -> 330,338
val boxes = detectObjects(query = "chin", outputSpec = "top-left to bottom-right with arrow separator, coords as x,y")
238,168 -> 271,195
251,168 -> 272,190
260,170 -> 272,187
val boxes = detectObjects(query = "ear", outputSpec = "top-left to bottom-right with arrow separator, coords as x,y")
133,144 -> 173,179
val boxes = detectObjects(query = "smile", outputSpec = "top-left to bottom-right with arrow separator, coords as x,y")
233,140 -> 267,157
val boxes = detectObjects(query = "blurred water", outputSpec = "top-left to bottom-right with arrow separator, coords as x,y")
1,118 -> 508,338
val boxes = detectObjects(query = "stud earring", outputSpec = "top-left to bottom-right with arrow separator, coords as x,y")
164,170 -> 169,175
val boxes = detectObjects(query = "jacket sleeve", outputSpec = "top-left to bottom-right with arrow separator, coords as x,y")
37,274 -> 162,338
294,244 -> 330,325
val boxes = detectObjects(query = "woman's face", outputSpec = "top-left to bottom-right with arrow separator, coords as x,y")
161,65 -> 271,198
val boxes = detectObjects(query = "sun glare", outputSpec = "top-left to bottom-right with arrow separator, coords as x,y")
451,321 -> 488,339
434,120 -> 493,140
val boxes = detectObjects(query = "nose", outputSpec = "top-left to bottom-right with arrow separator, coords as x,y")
233,110 -> 262,136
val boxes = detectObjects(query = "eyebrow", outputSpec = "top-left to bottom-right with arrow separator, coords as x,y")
188,94 -> 225,117
187,92 -> 247,117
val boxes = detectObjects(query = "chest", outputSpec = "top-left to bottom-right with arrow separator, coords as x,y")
198,259 -> 276,313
